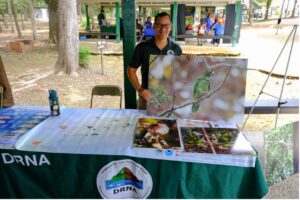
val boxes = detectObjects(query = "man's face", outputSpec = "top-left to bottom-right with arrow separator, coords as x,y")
153,16 -> 172,39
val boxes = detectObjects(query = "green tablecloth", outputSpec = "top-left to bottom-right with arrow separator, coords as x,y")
0,149 -> 268,198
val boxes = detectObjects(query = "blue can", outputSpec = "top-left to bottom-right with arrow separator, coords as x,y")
48,90 -> 60,116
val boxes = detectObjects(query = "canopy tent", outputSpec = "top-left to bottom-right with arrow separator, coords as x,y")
78,0 -> 238,7
77,0 -> 242,108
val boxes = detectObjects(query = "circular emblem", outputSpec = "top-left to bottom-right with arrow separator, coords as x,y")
164,149 -> 173,156
96,159 -> 153,199
167,50 -> 174,55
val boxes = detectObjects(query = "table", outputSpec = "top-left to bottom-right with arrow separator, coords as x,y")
175,34 -> 232,46
0,106 -> 268,198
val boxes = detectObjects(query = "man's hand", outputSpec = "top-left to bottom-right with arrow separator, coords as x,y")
138,88 -> 152,101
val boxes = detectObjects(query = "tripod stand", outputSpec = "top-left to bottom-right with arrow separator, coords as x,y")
242,24 -> 298,130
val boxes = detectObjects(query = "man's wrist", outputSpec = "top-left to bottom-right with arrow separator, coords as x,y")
137,87 -> 144,94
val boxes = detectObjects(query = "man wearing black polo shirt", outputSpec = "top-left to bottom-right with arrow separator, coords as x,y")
127,12 -> 182,109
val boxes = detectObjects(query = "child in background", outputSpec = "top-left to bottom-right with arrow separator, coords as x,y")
212,18 -> 224,46
197,18 -> 207,37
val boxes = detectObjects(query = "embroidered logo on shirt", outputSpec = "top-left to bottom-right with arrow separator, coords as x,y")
167,50 -> 174,55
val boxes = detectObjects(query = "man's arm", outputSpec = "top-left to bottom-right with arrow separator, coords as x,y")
127,66 -> 152,100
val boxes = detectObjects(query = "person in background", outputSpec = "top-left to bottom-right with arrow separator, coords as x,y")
127,12 -> 182,109
136,19 -> 144,40
197,18 -> 207,37
142,23 -> 155,40
212,18 -> 224,46
204,13 -> 213,35
97,9 -> 105,26
136,19 -> 144,33
144,16 -> 152,28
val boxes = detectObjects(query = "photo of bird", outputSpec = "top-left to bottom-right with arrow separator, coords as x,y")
191,68 -> 214,113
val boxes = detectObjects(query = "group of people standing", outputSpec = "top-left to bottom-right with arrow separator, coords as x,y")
197,13 -> 225,45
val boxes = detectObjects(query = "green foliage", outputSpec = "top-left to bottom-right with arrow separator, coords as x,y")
15,0 -> 29,10
274,8 -> 280,16
79,46 -> 91,68
265,123 -> 294,186
80,18 -> 87,28
211,129 -> 236,147
33,0 -> 47,6
0,0 -> 7,14
149,85 -> 172,109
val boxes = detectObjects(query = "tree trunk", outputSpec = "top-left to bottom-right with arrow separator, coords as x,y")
54,0 -> 79,76
285,0 -> 291,18
89,6 -> 96,30
47,0 -> 59,44
8,0 -> 15,33
291,0 -> 298,17
248,0 -> 253,26
264,0 -> 272,20
0,21 -> 2,32
10,0 -> 22,38
2,13 -> 8,29
29,0 -> 37,39
20,6 -> 25,30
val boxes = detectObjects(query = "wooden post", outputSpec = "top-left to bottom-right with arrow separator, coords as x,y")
116,2 -> 120,43
122,0 -> 137,108
85,4 -> 91,32
232,1 -> 241,47
171,2 -> 178,40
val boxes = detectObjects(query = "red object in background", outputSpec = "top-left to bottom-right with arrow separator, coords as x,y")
185,25 -> 193,30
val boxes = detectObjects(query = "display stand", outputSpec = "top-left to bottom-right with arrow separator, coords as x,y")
242,24 -> 298,130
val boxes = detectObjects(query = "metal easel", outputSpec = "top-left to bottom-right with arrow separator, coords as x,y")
242,24 -> 298,130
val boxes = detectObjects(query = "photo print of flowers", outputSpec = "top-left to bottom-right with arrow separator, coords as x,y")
147,55 -> 247,124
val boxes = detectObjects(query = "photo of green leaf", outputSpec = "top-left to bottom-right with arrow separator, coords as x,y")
181,127 -> 239,154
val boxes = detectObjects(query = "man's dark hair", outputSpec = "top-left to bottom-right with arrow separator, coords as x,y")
154,12 -> 171,23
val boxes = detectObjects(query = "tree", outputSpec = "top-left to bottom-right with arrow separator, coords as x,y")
0,0 -> 8,29
291,0 -> 298,17
14,0 -> 28,30
54,0 -> 79,75
248,0 -> 253,26
10,0 -> 22,38
8,0 -> 14,33
256,0 -> 273,20
45,0 -> 59,44
28,0 -> 37,39
264,0 -> 272,19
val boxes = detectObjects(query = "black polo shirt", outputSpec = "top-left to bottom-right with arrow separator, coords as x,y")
129,37 -> 182,89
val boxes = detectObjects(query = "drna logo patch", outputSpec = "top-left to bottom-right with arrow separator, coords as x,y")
96,159 -> 153,199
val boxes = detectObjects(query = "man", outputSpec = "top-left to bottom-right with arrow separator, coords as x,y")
97,9 -> 105,26
127,12 -> 182,109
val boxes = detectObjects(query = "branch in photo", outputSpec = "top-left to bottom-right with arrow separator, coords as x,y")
158,65 -> 232,117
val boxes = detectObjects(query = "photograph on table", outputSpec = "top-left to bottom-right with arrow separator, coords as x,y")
132,117 -> 181,150
147,55 -> 247,124
181,127 -> 247,154
0,106 -> 50,149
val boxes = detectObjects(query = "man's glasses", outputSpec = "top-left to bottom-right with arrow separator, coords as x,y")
154,23 -> 172,29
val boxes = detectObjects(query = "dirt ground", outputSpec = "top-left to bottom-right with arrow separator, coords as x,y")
0,20 -> 298,131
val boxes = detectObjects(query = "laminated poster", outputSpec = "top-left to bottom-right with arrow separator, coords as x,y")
147,55 -> 247,124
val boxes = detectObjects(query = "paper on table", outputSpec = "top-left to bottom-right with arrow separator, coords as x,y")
15,108 -> 256,167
